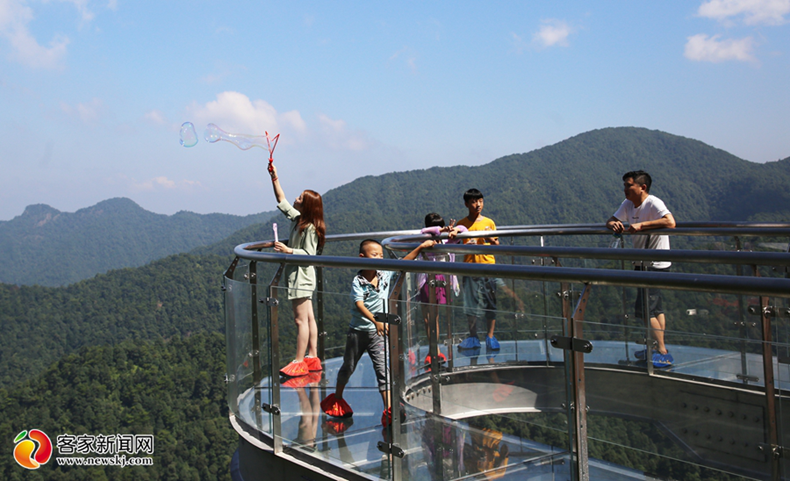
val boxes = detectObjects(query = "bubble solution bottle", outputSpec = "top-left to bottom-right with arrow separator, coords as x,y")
609,233 -> 623,249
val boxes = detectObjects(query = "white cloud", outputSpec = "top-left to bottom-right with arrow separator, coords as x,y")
144,109 -> 167,125
129,176 -> 203,192
698,0 -> 790,25
57,0 -> 94,25
532,19 -> 572,48
317,113 -> 371,151
388,46 -> 417,73
186,91 -> 307,139
684,33 -> 757,62
61,97 -> 104,122
0,0 -> 99,69
510,32 -> 528,53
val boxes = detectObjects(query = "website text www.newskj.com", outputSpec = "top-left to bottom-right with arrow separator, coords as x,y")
55,455 -> 153,467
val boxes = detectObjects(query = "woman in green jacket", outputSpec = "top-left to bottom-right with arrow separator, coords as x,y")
269,164 -> 326,378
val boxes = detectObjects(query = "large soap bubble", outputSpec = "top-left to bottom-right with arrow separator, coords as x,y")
179,122 -> 198,147
204,123 -> 267,150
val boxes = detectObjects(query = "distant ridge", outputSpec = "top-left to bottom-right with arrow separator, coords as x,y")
0,197 -> 276,286
197,127 -> 790,256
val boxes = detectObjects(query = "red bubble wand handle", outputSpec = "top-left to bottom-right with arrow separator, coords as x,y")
266,131 -> 280,173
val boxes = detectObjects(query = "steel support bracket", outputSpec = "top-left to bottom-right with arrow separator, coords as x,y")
262,297 -> 279,306
377,441 -> 405,458
550,335 -> 593,354
262,403 -> 281,416
374,313 -> 401,325
747,305 -> 790,317
758,443 -> 786,458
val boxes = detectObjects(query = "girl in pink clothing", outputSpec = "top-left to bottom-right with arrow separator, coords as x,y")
417,213 -> 467,367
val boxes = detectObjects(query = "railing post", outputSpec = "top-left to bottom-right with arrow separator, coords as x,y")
571,284 -> 592,481
427,273 -> 442,415
267,264 -> 285,454
754,265 -> 780,480
383,271 -> 407,481
558,279 -> 592,481
639,261 -> 655,376
250,262 -> 264,433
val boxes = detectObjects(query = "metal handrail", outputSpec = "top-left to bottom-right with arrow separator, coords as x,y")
235,222 -> 790,253
230,251 -> 790,297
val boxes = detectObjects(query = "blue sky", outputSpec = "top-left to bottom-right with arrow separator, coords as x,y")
1,0 -> 788,220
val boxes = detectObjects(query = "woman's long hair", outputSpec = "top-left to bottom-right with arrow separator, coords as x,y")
298,190 -> 326,249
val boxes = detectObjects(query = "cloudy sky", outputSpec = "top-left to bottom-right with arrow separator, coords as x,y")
1,0 -> 788,220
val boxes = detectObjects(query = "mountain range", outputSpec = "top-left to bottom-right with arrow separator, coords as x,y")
0,198 -> 275,286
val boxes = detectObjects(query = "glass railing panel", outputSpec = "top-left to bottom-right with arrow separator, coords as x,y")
579,284 -> 790,480
224,276 -> 249,418
225,273 -> 273,437
392,291 -> 571,480
582,322 -> 776,478
273,286 -> 394,480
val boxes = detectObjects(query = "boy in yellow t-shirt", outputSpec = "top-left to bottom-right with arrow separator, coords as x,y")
455,188 -> 502,351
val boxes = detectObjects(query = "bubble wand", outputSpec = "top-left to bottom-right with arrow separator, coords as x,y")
265,131 -> 279,173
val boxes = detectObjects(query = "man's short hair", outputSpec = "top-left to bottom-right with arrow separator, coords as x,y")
623,170 -> 652,193
424,213 -> 445,228
359,239 -> 381,254
463,188 -> 484,203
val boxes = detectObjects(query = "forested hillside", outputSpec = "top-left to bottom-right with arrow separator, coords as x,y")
197,127 -> 790,257
0,254 -> 227,388
0,332 -> 235,480
0,198 -> 275,286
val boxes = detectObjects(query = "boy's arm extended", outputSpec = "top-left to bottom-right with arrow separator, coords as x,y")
356,301 -> 387,336
402,240 -> 436,260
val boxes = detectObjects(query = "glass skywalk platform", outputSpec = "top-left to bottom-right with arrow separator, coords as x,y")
224,223 -> 790,481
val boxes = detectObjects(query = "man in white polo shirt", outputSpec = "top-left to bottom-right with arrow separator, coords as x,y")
606,170 -> 676,367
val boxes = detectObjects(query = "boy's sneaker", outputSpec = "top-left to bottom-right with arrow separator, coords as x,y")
485,335 -> 501,351
634,349 -> 647,360
321,393 -> 353,418
304,356 -> 323,372
280,360 -> 309,377
458,336 -> 481,350
652,351 -> 674,368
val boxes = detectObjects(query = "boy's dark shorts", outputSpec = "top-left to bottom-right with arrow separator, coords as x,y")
634,266 -> 670,319
463,276 -> 502,321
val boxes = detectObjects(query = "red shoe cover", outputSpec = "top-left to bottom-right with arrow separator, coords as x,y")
282,376 -> 311,389
321,393 -> 353,418
305,372 -> 322,385
424,352 -> 447,372
304,357 -> 323,372
424,353 -> 447,365
381,407 -> 392,426
280,360 -> 309,377
323,418 -> 353,435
